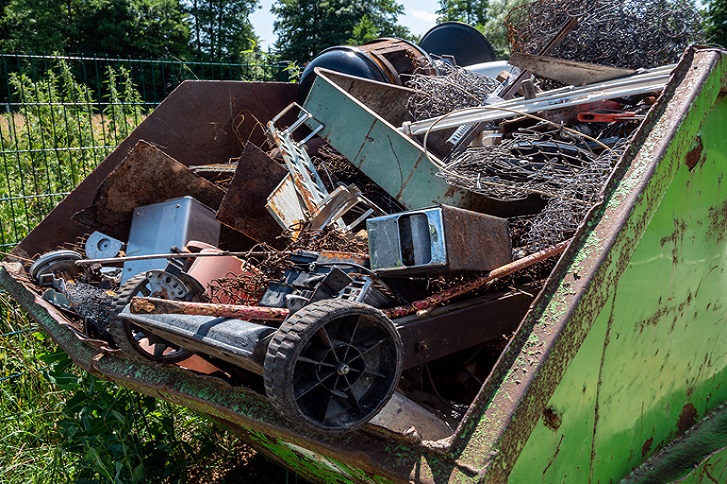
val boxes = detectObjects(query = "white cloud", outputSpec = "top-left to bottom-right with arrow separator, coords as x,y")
410,10 -> 438,24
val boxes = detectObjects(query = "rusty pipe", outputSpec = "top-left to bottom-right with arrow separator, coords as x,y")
128,240 -> 569,322
130,296 -> 290,322
383,239 -> 570,319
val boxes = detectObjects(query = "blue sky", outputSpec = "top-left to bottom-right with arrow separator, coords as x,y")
249,0 -> 440,51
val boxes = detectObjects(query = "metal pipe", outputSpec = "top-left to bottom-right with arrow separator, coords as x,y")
130,296 -> 290,321
403,67 -> 673,136
384,239 -> 570,319
126,241 -> 570,322
75,250 -> 281,266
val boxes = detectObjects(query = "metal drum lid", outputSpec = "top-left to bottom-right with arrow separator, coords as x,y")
420,22 -> 497,67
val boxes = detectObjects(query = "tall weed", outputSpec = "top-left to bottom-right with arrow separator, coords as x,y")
0,60 -> 145,248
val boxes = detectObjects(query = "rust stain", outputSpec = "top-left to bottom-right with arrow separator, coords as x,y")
637,306 -> 668,334
641,437 -> 653,458
659,218 -> 687,265
707,200 -> 727,244
677,403 -> 698,435
542,407 -> 562,431
685,136 -> 704,170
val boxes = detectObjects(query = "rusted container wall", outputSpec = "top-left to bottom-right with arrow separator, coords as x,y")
1,48 -> 726,483
12,80 -> 298,259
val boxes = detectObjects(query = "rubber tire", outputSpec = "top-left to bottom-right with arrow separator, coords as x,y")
264,299 -> 403,433
109,272 -> 195,363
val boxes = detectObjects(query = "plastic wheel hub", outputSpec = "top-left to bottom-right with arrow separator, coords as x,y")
264,299 -> 403,433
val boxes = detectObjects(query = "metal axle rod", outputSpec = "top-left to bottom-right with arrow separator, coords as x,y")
75,250 -> 283,266
130,297 -> 290,322
384,239 -> 570,319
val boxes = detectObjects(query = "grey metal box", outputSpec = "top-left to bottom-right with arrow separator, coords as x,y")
367,205 -> 511,276
122,196 -> 220,283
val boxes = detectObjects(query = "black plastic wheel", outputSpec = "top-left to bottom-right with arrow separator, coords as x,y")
110,270 -> 201,363
264,299 -> 403,432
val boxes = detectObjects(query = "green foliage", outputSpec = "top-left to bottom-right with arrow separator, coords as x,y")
183,0 -> 261,62
0,295 -> 71,482
0,59 -> 144,249
272,0 -> 412,64
434,0 -> 527,59
705,0 -> 727,47
0,293 -> 254,482
104,66 -> 145,142
481,0 -> 530,59
0,0 -> 191,58
437,0 -> 490,26
47,350 -> 189,482
349,15 -> 381,45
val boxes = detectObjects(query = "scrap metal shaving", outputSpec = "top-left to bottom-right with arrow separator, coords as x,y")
506,0 -> 703,70
406,60 -> 501,121
442,129 -> 630,250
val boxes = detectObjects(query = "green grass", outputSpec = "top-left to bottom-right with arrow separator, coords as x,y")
0,290 -> 268,482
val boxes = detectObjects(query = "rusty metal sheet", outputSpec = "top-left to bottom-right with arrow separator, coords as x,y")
216,142 -> 287,245
395,288 -> 536,369
13,81 -> 296,259
509,52 -> 637,86
73,140 -> 225,241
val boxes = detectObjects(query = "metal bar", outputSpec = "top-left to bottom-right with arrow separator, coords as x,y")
404,73 -> 670,136
129,296 -> 290,322
125,242 -> 567,323
384,239 -> 570,318
74,250 -> 284,266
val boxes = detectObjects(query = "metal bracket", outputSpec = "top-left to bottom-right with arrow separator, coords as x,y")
265,104 -> 384,238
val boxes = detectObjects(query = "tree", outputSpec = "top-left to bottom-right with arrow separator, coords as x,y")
0,0 -> 71,53
272,0 -> 411,64
434,0 -> 527,59
183,0 -> 260,62
437,0 -> 490,26
705,0 -> 727,47
0,0 -> 190,58
481,0 -> 529,58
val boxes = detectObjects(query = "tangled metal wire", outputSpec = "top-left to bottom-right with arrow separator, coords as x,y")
523,138 -> 630,250
406,60 -> 501,121
506,0 -> 703,69
442,125 -> 608,201
442,128 -> 631,250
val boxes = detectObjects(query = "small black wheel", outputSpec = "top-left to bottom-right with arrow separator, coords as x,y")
110,270 -> 201,363
264,299 -> 403,432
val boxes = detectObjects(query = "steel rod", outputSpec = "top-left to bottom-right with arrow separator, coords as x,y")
125,240 -> 570,322
130,296 -> 290,321
384,239 -> 570,319
75,250 -> 282,266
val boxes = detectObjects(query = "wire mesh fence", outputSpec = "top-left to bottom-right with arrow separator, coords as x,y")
0,53 -> 289,250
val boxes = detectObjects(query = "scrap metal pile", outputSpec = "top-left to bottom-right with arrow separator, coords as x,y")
23,1 -> 702,438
